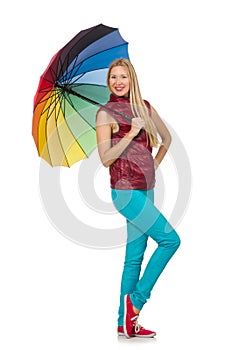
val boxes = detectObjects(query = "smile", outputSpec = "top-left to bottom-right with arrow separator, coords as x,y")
115,86 -> 124,91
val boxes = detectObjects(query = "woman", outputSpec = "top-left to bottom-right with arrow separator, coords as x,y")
96,58 -> 181,338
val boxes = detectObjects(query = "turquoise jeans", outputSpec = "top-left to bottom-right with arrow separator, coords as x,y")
111,189 -> 181,326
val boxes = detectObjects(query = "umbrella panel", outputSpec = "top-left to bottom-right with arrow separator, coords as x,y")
68,84 -> 110,106
61,94 -> 98,156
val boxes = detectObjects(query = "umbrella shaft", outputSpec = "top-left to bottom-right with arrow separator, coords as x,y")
54,82 -> 99,106
54,82 -> 131,121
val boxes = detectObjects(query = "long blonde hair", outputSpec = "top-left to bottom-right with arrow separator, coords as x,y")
107,58 -> 159,147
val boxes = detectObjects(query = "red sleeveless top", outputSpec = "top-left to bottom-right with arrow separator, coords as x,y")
98,94 -> 155,190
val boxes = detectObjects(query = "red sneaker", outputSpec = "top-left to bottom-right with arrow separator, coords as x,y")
117,325 -> 156,338
123,294 -> 138,338
117,326 -> 125,336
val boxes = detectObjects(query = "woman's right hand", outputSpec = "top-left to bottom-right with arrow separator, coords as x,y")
97,111 -> 145,168
128,117 -> 145,138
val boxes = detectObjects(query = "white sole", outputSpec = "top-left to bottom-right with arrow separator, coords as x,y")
117,332 -> 124,336
118,332 -> 155,338
133,333 -> 156,338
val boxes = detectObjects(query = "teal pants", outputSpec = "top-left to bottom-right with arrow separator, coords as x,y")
111,189 -> 181,326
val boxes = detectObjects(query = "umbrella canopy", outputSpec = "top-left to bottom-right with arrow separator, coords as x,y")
32,24 -> 130,167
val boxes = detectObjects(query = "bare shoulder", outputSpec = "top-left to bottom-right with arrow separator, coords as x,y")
96,109 -> 117,129
97,109 -> 111,125
149,104 -> 159,116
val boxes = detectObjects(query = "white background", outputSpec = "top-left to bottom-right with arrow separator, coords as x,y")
1,0 -> 232,349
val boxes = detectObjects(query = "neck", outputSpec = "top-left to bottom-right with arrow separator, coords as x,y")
110,93 -> 130,102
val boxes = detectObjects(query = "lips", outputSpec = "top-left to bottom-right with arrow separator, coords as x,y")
114,86 -> 124,92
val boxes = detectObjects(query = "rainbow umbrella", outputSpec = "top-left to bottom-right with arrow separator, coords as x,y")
32,24 -> 129,167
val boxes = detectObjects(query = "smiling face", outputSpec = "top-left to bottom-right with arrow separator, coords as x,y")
108,66 -> 130,97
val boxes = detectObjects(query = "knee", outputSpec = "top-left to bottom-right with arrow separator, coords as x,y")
161,230 -> 181,250
173,233 -> 181,250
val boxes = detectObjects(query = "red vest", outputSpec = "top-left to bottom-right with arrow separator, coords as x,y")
98,94 -> 155,190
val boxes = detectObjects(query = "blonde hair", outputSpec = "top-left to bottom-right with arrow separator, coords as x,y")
107,58 -> 159,147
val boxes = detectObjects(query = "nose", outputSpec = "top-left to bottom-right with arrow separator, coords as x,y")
116,77 -> 122,85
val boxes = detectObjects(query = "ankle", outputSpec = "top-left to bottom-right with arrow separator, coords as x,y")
133,305 -> 140,314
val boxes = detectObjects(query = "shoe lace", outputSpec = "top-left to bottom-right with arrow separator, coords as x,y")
131,315 -> 140,333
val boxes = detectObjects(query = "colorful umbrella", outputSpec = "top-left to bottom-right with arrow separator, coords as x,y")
32,24 -> 130,167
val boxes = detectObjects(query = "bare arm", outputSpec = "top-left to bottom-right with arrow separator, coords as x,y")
151,106 -> 172,170
96,110 -> 144,168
